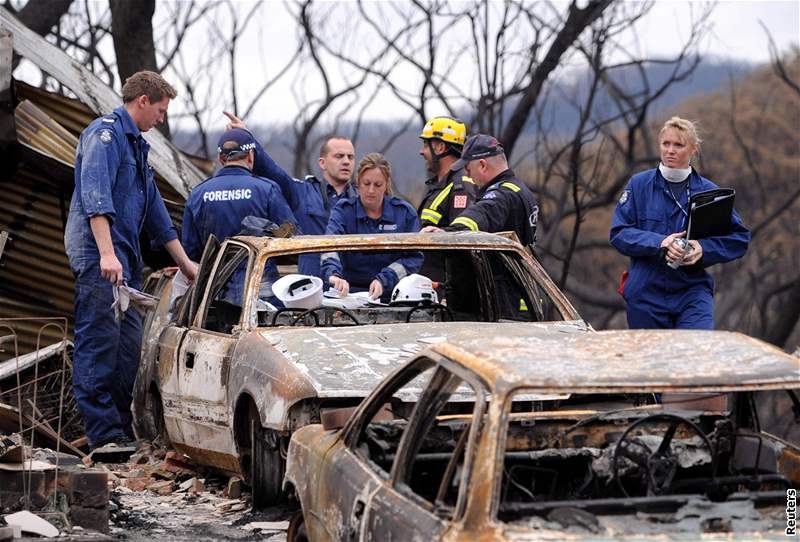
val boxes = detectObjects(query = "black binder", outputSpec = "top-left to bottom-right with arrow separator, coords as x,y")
686,188 -> 735,240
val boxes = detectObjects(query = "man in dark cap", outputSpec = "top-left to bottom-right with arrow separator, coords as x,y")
182,128 -> 296,264
422,134 -> 539,248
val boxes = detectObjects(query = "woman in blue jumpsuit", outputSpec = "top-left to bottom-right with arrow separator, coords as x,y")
321,153 -> 422,301
610,117 -> 750,329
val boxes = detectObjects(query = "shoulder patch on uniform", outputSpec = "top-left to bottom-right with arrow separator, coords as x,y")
99,129 -> 113,144
483,191 -> 497,200
453,194 -> 468,208
619,190 -> 630,205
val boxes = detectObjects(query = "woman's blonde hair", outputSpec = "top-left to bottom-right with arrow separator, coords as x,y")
659,116 -> 702,149
357,152 -> 393,195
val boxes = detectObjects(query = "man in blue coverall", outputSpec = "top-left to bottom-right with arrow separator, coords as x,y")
609,122 -> 750,329
64,71 -> 198,449
222,112 -> 356,277
181,128 -> 296,303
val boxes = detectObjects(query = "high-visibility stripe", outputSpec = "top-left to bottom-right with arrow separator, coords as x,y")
321,251 -> 340,262
519,298 -> 528,312
452,216 -> 479,232
501,182 -> 520,192
420,209 -> 442,224
461,176 -> 475,184
429,182 -> 454,211
388,262 -> 408,280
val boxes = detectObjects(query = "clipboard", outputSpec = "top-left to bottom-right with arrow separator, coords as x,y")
686,188 -> 735,240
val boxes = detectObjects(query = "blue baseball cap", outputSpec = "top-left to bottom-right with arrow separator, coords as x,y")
217,128 -> 257,159
452,133 -> 504,170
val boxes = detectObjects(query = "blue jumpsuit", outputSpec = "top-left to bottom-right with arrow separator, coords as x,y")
182,165 -> 296,303
64,106 -> 178,447
610,168 -> 750,329
321,196 -> 423,300
251,142 -> 356,277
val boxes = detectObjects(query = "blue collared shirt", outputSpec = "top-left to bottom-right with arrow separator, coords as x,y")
610,167 -> 750,299
65,106 -> 177,282
320,196 -> 423,296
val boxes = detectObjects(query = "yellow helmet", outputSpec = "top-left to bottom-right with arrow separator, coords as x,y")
420,116 -> 467,146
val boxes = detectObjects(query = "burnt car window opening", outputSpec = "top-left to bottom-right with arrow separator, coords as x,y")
351,358 -> 485,520
199,244 -> 249,333
252,247 -> 555,327
494,387 -> 798,534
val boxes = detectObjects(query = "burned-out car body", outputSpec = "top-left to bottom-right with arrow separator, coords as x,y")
132,232 -> 584,504
285,329 -> 800,540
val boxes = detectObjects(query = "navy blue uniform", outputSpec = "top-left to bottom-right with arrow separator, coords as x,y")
182,165 -> 296,304
64,106 -> 177,447
610,168 -> 750,329
252,142 -> 356,276
321,196 -> 423,298
182,165 -> 296,261
448,169 -> 539,247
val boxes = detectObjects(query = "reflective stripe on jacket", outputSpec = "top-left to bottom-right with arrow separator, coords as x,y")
418,167 -> 478,227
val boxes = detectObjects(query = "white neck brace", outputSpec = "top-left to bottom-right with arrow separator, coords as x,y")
659,162 -> 691,183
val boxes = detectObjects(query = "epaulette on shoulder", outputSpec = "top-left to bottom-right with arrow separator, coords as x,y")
461,175 -> 475,184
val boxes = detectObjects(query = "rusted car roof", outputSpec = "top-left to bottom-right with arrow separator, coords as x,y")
432,329 -> 800,393
260,321 -> 588,399
237,230 -> 525,253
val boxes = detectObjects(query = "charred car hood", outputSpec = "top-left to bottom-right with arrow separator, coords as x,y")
259,320 -> 587,399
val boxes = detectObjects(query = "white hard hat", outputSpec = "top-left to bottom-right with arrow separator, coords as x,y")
390,274 -> 438,305
272,274 -> 323,309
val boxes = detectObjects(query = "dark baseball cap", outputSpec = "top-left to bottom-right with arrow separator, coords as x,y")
451,133 -> 504,170
217,128 -> 257,159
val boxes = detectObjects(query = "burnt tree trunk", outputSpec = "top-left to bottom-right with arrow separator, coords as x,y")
9,0 -> 73,69
501,0 -> 612,158
109,0 -> 171,138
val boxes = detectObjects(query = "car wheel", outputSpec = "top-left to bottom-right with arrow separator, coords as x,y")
251,419 -> 286,508
287,511 -> 309,542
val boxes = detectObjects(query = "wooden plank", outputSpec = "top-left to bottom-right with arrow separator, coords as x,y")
0,6 -> 203,197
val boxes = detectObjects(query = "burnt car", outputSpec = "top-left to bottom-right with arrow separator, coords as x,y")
284,329 -> 800,540
132,231 -> 584,506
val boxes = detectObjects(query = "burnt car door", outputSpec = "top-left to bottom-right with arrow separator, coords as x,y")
361,362 -> 488,540
170,241 -> 251,456
157,235 -> 220,440
307,358 -> 441,541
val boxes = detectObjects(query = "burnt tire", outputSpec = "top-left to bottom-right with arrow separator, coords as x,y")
251,420 -> 286,509
287,511 -> 309,542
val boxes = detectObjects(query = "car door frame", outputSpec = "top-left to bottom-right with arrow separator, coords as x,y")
169,239 -> 254,463
157,235 -> 220,444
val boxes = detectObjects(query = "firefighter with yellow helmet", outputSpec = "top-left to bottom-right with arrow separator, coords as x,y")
418,116 -> 478,228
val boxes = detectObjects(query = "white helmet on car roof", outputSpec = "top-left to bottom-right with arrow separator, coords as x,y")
390,274 -> 438,305
272,274 -> 323,309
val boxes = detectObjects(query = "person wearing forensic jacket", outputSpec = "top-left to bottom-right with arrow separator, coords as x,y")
221,112 -> 356,278
64,71 -> 198,450
321,153 -> 423,302
422,134 -> 539,248
181,128 -> 297,304
418,116 -> 478,228
610,116 -> 750,330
